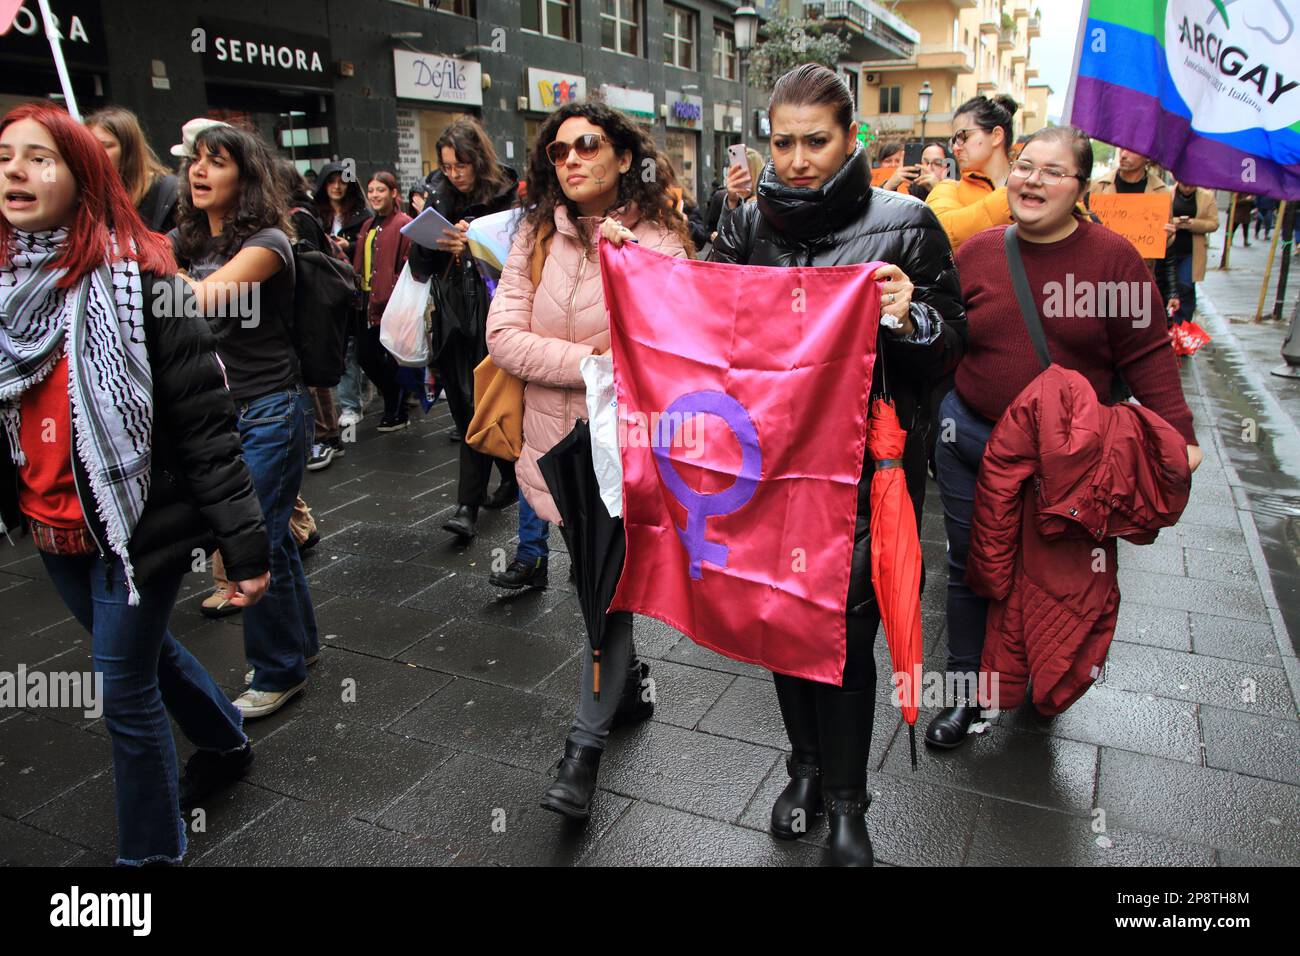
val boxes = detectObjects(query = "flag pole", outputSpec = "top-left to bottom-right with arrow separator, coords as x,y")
1061,1 -> 1091,124
1219,192 -> 1237,271
38,0 -> 80,121
1255,200 -> 1286,323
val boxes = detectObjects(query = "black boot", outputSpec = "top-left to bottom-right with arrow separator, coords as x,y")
771,673 -> 823,840
815,686 -> 875,867
179,742 -> 254,811
483,479 -> 519,510
489,556 -> 548,590
442,504 -> 478,539
611,661 -> 653,728
924,674 -> 984,748
539,738 -> 601,822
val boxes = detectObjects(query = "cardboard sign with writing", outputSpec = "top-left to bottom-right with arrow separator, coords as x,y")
1088,193 -> 1172,258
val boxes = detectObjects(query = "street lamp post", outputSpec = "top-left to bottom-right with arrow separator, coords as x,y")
918,80 -> 933,144
734,6 -> 758,142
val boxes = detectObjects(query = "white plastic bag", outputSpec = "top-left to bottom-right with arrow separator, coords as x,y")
580,353 -> 622,518
379,263 -> 432,367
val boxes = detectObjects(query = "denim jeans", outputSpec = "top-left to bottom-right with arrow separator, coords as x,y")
237,386 -> 318,691
1174,253 -> 1196,325
337,333 -> 362,415
516,489 -> 550,563
40,553 -> 246,866
935,389 -> 996,675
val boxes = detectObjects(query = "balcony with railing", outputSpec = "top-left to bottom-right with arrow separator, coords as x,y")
1027,15 -> 1041,38
999,27 -> 1017,50
802,0 -> 920,61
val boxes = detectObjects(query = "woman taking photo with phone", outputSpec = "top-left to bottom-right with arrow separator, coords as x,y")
171,123 -> 319,721
487,100 -> 691,824
0,103 -> 270,865
409,116 -> 520,540
926,94 -> 1018,251
927,126 -> 1200,750
711,63 -> 966,866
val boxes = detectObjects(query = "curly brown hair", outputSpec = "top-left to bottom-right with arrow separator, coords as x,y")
521,100 -> 693,256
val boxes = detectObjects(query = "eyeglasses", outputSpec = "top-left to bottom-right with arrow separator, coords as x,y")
1009,159 -> 1087,187
923,158 -> 949,170
949,127 -> 983,148
442,162 -> 473,175
546,133 -> 609,165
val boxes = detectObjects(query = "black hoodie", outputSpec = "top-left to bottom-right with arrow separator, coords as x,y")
313,161 -> 371,247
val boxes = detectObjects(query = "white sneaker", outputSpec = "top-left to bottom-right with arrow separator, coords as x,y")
338,409 -> 361,428
244,653 -> 318,687
232,682 -> 306,719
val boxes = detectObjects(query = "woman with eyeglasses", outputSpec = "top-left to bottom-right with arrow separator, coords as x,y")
486,100 -> 691,824
710,63 -> 966,866
408,116 -> 520,542
906,142 -> 952,204
926,95 -> 1018,250
926,126 -> 1201,750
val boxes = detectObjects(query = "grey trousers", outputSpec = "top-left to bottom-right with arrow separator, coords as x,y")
569,611 -> 636,750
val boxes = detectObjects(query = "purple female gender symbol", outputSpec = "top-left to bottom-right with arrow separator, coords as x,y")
651,390 -> 762,580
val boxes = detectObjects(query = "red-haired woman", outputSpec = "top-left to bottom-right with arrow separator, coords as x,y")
0,103 -> 271,865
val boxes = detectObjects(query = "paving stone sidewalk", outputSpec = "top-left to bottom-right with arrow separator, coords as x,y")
2,230 -> 1298,864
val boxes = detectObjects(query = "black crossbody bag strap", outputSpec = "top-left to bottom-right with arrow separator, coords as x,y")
1004,225 -> 1052,370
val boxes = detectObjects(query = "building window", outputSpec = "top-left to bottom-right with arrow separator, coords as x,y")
522,0 -> 575,40
602,0 -> 641,56
879,85 -> 901,114
713,26 -> 737,80
663,4 -> 696,70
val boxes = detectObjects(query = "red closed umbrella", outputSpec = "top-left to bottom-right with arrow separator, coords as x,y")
867,397 -> 924,768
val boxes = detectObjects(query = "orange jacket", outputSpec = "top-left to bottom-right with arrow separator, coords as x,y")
925,171 -> 1011,251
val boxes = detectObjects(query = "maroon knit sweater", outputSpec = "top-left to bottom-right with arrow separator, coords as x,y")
954,220 -> 1197,444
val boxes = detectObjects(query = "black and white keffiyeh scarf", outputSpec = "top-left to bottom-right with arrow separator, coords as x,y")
0,228 -> 153,603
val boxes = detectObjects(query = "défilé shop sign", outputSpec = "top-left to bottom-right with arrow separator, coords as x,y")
394,49 -> 483,106
197,18 -> 332,88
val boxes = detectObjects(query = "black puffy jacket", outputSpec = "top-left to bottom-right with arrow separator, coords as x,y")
409,164 -> 519,283
710,147 -> 967,615
0,273 -> 270,584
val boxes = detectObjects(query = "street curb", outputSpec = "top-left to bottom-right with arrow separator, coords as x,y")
1194,290 -> 1300,719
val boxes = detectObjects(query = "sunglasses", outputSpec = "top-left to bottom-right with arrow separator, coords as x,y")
546,133 -> 608,165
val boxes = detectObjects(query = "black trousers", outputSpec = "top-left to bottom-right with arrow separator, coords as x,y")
435,338 -> 513,505
355,313 -> 402,421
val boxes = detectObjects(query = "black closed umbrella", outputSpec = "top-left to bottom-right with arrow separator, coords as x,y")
538,419 -> 626,700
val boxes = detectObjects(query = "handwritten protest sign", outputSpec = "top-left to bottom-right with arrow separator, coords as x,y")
1088,193 -> 1172,258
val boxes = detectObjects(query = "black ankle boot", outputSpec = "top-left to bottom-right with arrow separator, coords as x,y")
540,738 -> 601,821
815,686 -> 875,867
483,479 -> 519,510
489,556 -> 548,591
924,702 -> 983,749
179,742 -> 254,811
611,661 -> 653,728
771,754 -> 823,840
771,673 -> 823,840
442,504 -> 478,539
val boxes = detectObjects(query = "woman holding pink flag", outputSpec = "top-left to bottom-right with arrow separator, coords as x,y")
486,101 -> 692,823
710,63 -> 967,866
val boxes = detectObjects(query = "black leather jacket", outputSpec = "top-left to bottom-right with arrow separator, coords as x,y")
710,147 -> 967,614
409,165 -> 519,283
0,273 -> 269,584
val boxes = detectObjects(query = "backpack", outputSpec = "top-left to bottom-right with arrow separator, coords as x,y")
288,208 -> 355,387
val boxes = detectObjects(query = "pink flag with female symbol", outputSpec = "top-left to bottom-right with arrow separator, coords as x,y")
601,239 -> 883,684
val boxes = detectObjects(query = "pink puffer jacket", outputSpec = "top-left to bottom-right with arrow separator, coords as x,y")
486,203 -> 687,523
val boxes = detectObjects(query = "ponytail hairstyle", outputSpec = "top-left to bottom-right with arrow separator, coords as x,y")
767,62 -> 855,134
85,105 -> 170,208
953,93 -> 1019,155
0,102 -> 176,287
522,99 -> 693,255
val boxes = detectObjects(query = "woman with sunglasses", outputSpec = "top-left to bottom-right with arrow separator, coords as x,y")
0,103 -> 270,865
487,101 -> 691,823
408,116 -> 520,541
926,95 -> 1018,251
710,64 -> 966,866
926,126 -> 1201,750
